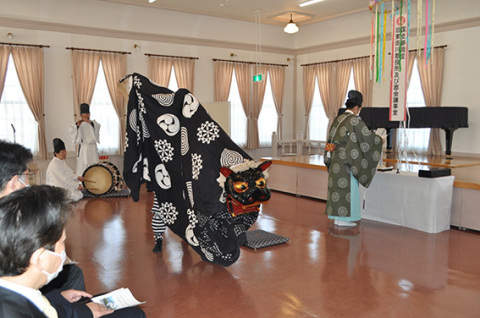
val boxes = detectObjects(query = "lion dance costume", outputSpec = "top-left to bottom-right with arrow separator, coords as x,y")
123,73 -> 271,266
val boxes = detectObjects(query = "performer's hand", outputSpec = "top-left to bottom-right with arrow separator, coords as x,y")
76,119 -> 83,127
86,302 -> 114,318
61,289 -> 93,303
81,114 -> 91,123
78,176 -> 85,182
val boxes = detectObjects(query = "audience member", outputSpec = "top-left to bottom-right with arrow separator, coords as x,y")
0,186 -> 101,317
0,140 -> 85,292
0,185 -> 146,318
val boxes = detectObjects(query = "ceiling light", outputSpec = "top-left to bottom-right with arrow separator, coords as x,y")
284,14 -> 299,34
148,0 -> 156,3
299,0 -> 324,7
7,32 -> 14,39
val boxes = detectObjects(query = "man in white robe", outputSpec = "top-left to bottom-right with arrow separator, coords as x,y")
46,138 -> 84,201
69,103 -> 101,175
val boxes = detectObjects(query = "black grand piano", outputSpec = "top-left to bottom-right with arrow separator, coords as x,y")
338,107 -> 468,158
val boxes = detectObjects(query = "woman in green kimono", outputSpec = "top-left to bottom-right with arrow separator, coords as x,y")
324,90 -> 383,227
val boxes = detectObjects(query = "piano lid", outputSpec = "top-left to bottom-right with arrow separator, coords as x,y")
338,107 -> 468,130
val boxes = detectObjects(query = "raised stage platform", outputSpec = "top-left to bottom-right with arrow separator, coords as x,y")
261,154 -> 480,232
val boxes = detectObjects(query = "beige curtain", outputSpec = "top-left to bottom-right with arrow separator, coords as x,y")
234,63 -> 252,147
318,61 -> 353,134
316,63 -> 335,135
11,47 -> 48,159
407,51 -> 417,87
333,60 -> 352,111
101,53 -> 127,155
173,58 -> 195,92
302,65 -> 317,138
352,57 -> 373,107
0,46 -> 10,99
248,65 -> 268,149
148,56 -> 172,86
268,65 -> 285,140
71,50 -> 101,118
213,61 -> 234,102
417,47 -> 445,156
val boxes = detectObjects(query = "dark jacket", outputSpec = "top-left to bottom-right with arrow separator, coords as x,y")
0,286 -> 47,318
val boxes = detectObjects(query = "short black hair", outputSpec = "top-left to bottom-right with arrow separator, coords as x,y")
0,185 -> 73,276
0,140 -> 33,191
345,90 -> 363,109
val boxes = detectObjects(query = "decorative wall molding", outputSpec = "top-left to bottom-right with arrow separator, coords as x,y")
0,16 -> 478,56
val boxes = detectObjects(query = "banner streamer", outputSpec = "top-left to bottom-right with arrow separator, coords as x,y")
389,8 -> 408,121
382,8 -> 387,82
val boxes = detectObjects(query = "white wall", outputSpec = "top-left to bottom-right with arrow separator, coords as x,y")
294,2 -> 480,156
0,2 -> 295,153
0,0 -> 479,161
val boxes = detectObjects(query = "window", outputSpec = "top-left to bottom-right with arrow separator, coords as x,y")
0,55 -> 38,155
168,66 -> 179,91
345,67 -> 356,104
228,69 -> 247,147
89,61 -> 120,154
397,59 -> 429,153
257,72 -> 277,147
308,67 -> 355,142
308,78 -> 328,141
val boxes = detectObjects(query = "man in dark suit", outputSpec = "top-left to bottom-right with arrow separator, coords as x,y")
0,185 -> 146,318
0,186 -> 96,317
0,140 -> 86,293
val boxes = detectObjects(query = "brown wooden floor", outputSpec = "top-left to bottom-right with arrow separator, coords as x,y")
65,185 -> 480,318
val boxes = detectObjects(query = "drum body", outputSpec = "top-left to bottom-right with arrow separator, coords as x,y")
82,161 -> 122,196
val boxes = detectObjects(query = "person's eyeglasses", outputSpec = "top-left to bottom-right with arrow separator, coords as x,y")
17,173 -> 34,178
17,173 -> 34,187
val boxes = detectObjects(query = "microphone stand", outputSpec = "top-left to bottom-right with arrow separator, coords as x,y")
11,124 -> 16,143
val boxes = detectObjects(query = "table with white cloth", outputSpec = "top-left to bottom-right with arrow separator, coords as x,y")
360,170 -> 455,233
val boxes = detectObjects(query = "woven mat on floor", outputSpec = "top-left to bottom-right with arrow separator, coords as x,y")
243,229 -> 289,250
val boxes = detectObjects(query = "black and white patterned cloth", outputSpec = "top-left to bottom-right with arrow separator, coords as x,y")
123,73 -> 258,266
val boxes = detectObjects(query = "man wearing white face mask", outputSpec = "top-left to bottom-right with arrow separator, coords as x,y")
0,186 -> 94,317
0,140 -> 86,295
0,186 -> 146,318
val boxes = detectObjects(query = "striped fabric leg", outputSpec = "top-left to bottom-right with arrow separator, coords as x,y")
151,194 -> 166,241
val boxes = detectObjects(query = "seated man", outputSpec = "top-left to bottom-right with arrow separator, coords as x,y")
0,140 -> 85,293
0,185 -> 97,317
46,138 -> 84,201
0,139 -> 35,197
0,185 -> 146,318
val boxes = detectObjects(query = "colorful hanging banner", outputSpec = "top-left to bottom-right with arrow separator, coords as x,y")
389,9 -> 409,121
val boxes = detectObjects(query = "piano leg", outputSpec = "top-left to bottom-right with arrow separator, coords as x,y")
386,128 -> 393,152
443,128 -> 457,159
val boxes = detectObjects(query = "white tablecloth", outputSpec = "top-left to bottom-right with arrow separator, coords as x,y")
360,171 -> 455,233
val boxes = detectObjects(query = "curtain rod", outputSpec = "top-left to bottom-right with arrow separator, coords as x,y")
145,53 -> 198,60
300,44 -> 448,67
212,58 -> 288,67
0,42 -> 50,48
66,47 -> 131,55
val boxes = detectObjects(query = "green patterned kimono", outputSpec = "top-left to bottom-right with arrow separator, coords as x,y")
324,111 -> 383,220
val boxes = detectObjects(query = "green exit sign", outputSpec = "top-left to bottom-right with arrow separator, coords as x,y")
253,74 -> 263,82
